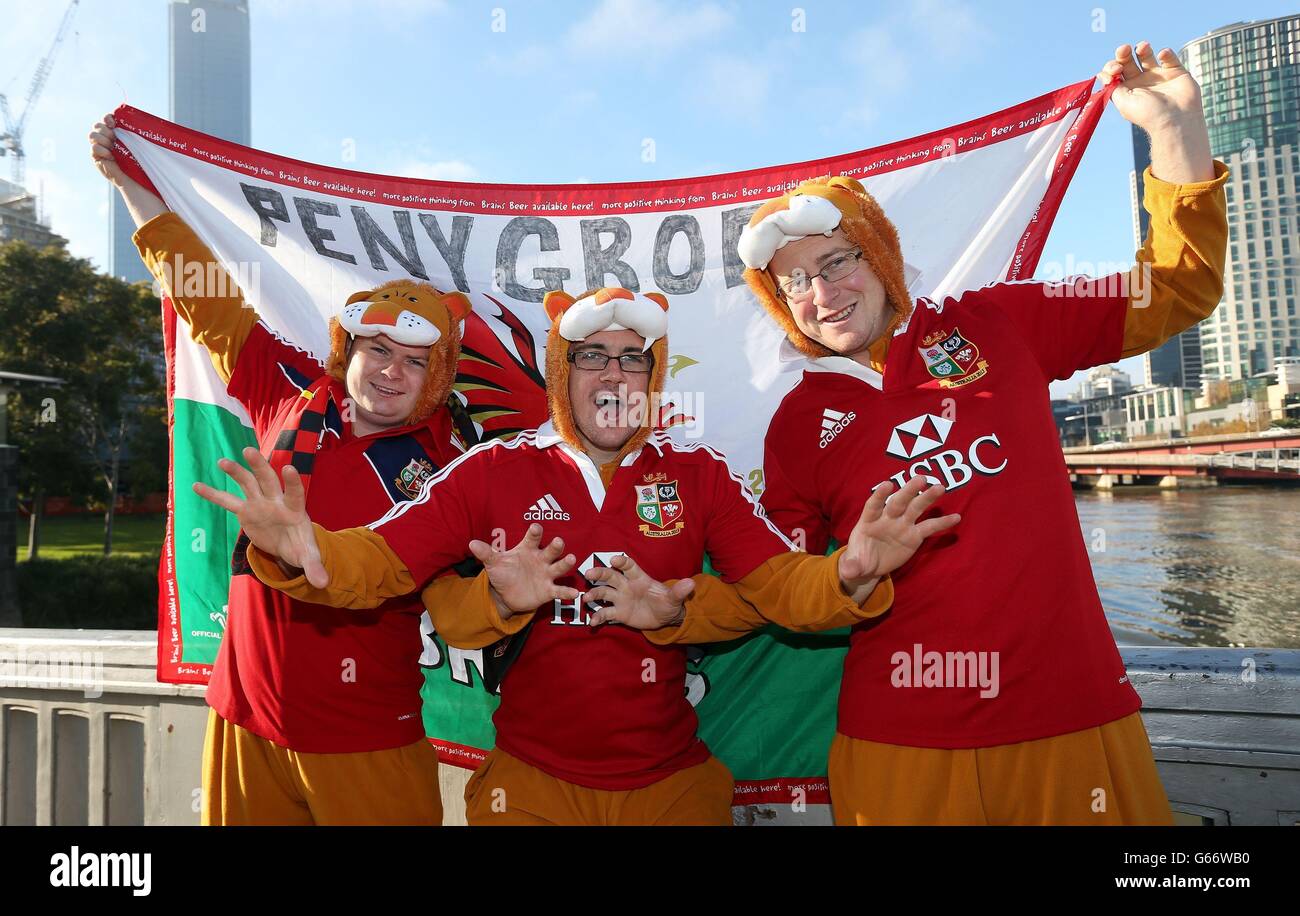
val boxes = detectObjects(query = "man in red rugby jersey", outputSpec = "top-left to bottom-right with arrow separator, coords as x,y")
92,113 -> 473,825
737,43 -> 1228,824
198,286 -> 959,825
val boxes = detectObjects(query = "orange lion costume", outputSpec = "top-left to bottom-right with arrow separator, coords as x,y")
324,278 -> 472,425
738,175 -> 913,358
540,286 -> 670,461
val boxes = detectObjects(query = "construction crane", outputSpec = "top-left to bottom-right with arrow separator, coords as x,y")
0,0 -> 80,187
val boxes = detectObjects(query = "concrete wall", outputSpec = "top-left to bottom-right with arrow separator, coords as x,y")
2,630 -> 1297,826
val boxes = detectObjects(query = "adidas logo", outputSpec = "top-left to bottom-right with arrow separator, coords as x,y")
885,413 -> 954,460
819,408 -> 857,449
524,494 -> 571,521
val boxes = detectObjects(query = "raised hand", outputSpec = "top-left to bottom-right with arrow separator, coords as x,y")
88,112 -> 168,225
88,113 -> 128,185
468,524 -> 579,619
1100,42 -> 1202,131
838,475 -> 960,596
193,446 -> 329,588
1098,42 -> 1214,184
583,554 -> 695,631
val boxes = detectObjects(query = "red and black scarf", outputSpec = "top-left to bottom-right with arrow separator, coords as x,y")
231,378 -> 345,576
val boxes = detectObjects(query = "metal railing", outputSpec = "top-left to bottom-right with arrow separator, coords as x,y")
1064,452 -> 1300,473
2,630 -> 1297,825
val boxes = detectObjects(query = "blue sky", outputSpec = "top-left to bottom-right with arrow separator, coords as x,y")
3,0 -> 1294,396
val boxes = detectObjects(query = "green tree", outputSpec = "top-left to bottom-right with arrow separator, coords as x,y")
0,240 -> 165,556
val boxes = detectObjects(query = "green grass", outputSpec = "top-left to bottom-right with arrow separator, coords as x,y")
17,514 -> 166,561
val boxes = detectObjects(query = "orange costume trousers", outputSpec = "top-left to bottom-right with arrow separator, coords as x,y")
828,711 -> 1173,825
200,709 -> 443,826
463,747 -> 735,826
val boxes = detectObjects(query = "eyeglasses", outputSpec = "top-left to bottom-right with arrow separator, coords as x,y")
775,248 -> 864,301
568,350 -> 655,373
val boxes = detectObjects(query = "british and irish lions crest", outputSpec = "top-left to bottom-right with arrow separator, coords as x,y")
918,327 -> 989,388
395,457 -> 436,500
636,481 -> 686,538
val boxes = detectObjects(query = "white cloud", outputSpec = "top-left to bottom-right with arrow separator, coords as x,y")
838,101 -> 879,130
396,159 -> 480,182
908,0 -> 993,58
566,0 -> 732,57
841,1 -> 988,100
481,45 -> 550,75
844,25 -> 912,95
22,165 -> 103,266
259,0 -> 446,22
701,55 -> 771,122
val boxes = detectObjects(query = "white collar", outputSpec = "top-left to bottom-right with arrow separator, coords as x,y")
533,420 -> 665,459
776,305 -> 920,391
531,420 -> 666,510
533,420 -> 565,450
779,338 -> 884,390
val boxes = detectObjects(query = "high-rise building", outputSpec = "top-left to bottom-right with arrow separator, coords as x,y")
1180,15 -> 1300,383
168,0 -> 252,144
109,0 -> 251,283
0,178 -> 66,251
109,190 -> 152,283
1076,364 -> 1133,401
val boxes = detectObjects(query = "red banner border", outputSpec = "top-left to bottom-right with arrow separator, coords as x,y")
155,299 -> 214,685
112,78 -> 1096,219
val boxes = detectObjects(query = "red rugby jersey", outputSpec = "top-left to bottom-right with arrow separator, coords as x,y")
206,322 -> 465,752
367,423 -> 794,789
762,278 -> 1141,748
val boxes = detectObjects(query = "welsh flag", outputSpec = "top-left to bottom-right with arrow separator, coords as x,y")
113,78 -> 1109,803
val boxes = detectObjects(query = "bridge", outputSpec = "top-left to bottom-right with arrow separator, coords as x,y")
1063,430 -> 1300,487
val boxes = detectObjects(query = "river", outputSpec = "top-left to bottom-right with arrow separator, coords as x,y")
1076,485 -> 1300,649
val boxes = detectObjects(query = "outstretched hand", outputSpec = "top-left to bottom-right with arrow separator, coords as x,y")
193,446 -> 328,588
838,475 -> 960,596
468,524 -> 579,619
582,554 -> 695,631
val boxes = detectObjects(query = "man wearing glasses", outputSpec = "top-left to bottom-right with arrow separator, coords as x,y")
737,43 -> 1229,824
194,285 -> 959,825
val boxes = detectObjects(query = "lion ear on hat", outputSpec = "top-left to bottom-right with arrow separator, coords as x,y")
827,176 -> 867,195
643,292 -> 669,311
344,288 -> 374,307
543,289 -> 577,322
441,291 -> 472,323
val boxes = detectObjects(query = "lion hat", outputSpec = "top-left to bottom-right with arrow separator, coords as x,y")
324,278 -> 472,426
541,286 -> 670,458
737,175 -> 913,358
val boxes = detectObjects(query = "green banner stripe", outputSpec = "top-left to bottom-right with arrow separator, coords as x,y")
171,398 -> 257,665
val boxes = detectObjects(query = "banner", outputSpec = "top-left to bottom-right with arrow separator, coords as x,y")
116,77 -> 1108,803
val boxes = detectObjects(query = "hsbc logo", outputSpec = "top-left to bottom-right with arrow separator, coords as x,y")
885,413 -> 953,459
551,551 -> 620,626
883,413 -> 1008,493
